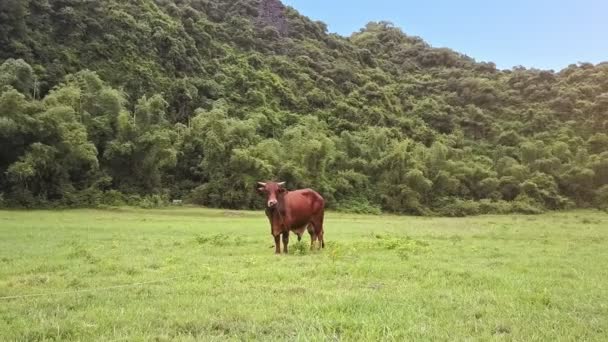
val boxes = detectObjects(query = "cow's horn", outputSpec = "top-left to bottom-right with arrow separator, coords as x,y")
257,182 -> 267,186
278,182 -> 286,186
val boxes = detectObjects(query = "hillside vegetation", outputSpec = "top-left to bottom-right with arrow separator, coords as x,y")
1,0 -> 607,215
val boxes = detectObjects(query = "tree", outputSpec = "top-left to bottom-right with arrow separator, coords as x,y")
0,59 -> 35,96
588,133 -> 608,155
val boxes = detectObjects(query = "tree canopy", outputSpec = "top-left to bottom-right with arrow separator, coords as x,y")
1,0 -> 607,215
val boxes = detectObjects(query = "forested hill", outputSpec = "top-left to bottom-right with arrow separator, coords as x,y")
1,0 -> 607,215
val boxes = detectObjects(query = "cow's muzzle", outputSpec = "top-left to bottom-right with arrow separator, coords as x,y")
267,199 -> 278,208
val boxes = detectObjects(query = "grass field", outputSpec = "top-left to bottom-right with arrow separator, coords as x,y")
0,208 -> 607,341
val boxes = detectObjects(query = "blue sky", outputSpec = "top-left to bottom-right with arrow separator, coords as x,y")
281,0 -> 607,71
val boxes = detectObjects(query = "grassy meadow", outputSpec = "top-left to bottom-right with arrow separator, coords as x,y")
0,207 -> 607,341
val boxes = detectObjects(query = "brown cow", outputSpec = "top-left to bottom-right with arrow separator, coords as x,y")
257,181 -> 325,254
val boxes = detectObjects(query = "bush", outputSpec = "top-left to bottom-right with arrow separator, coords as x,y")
187,184 -> 214,206
291,240 -> 309,255
435,198 -> 480,217
125,194 -> 143,206
595,185 -> 608,210
98,191 -> 167,208
477,199 -> 512,214
100,190 -> 128,207
61,188 -> 103,207
540,192 -> 573,210
335,198 -> 381,215
4,188 -> 42,208
509,195 -> 545,215
138,194 -> 168,209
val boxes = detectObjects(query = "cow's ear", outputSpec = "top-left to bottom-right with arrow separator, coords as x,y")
256,187 -> 266,193
278,187 -> 286,193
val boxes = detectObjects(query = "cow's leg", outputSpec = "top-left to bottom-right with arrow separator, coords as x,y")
309,232 -> 318,250
273,234 -> 281,254
282,231 -> 290,254
306,224 -> 317,250
319,230 -> 325,249
311,214 -> 325,250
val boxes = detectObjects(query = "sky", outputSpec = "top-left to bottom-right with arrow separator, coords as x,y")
281,0 -> 607,71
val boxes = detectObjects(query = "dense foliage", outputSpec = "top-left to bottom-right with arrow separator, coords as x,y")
1,0 -> 607,215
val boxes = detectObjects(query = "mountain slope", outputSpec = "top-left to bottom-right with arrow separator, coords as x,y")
1,0 -> 607,214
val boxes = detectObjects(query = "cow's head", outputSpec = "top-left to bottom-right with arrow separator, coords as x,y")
257,181 -> 286,209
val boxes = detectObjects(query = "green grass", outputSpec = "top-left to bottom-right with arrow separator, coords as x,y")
0,208 -> 607,341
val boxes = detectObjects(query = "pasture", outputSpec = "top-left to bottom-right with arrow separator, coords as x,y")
0,208 -> 607,341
